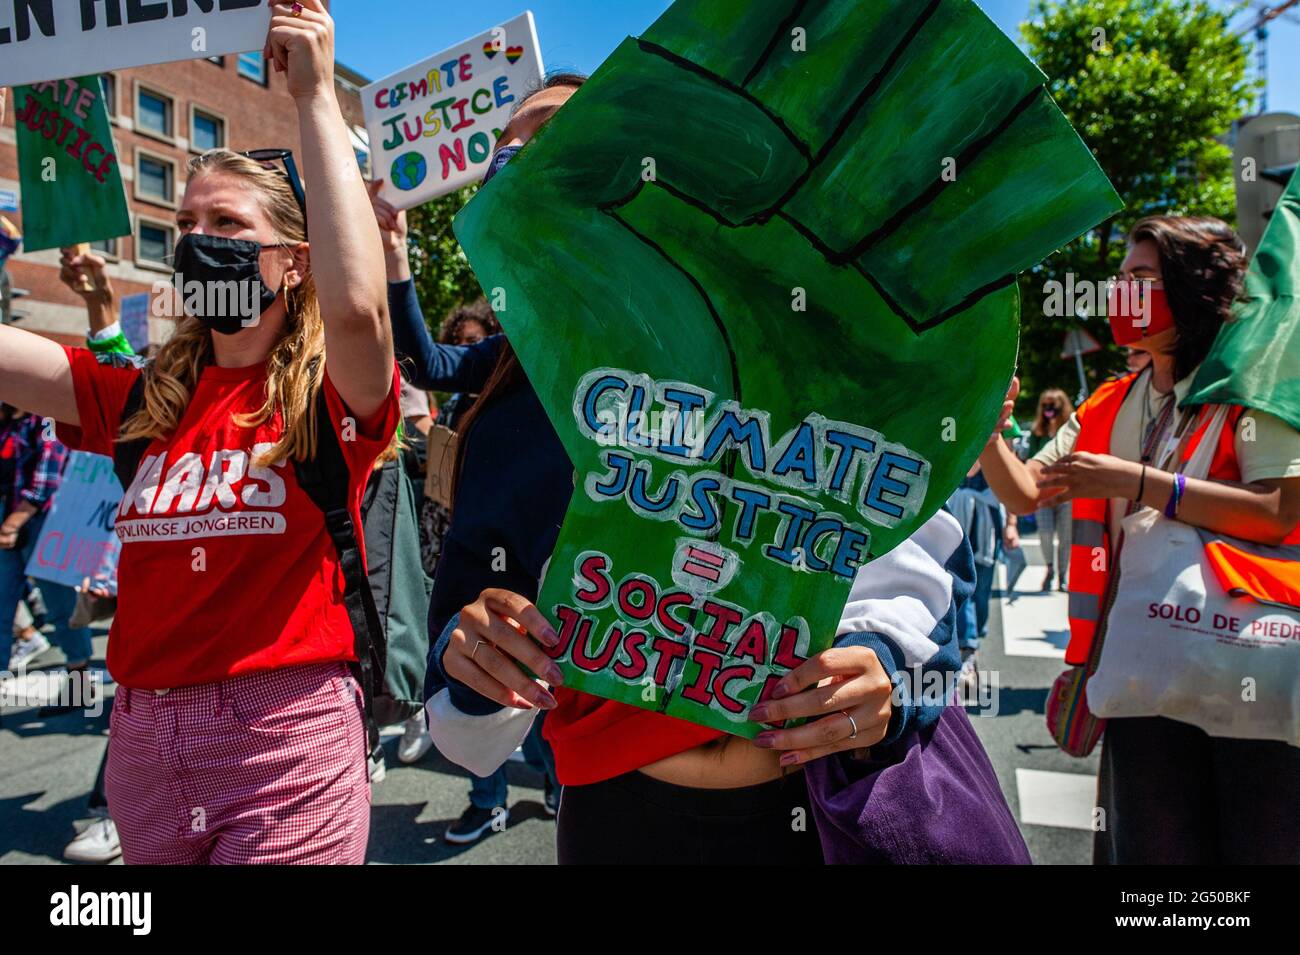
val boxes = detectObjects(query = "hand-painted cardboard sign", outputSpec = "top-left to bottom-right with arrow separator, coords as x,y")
362,11 -> 544,210
454,0 -> 1121,737
13,74 -> 131,253
27,451 -> 122,595
0,0 -> 271,89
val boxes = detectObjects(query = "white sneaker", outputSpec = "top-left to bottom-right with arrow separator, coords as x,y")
368,749 -> 387,783
63,817 -> 121,864
8,633 -> 50,671
397,714 -> 433,764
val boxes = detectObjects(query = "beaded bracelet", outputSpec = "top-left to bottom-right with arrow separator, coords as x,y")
1163,472 -> 1186,519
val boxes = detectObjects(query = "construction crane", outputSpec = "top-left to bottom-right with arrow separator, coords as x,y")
1237,1 -> 1300,113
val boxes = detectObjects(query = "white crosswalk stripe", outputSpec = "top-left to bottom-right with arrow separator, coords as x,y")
997,557 -> 1070,659
1015,769 -> 1098,831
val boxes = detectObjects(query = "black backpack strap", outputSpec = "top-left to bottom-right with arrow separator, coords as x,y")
112,375 -> 151,493
294,386 -> 385,760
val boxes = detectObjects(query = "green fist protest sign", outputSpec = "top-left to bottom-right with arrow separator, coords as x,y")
455,0 -> 1121,736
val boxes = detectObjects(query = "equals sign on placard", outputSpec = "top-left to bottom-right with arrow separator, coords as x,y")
681,546 -> 725,583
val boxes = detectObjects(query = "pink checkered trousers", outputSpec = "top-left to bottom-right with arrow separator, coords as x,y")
105,661 -> 371,864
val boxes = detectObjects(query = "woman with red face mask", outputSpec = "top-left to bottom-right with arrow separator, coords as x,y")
978,216 -> 1300,864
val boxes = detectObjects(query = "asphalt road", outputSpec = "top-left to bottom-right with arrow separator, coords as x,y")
1,538 -> 1092,865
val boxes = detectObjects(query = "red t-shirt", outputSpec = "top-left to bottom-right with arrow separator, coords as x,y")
57,346 -> 400,690
544,690 -> 726,786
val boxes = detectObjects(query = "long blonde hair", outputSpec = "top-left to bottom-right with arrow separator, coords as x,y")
119,150 -> 330,468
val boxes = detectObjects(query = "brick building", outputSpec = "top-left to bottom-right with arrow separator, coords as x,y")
0,26 -> 371,346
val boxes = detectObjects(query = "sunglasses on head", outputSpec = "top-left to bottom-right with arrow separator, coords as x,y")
239,148 -> 308,239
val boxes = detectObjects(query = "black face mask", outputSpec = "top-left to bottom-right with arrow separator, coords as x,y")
171,234 -> 287,336
481,145 -> 523,186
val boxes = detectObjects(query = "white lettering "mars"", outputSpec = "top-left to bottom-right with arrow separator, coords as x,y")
119,443 -> 286,518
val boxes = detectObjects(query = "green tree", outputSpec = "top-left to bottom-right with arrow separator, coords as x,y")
1015,0 -> 1255,414
404,184 -> 484,336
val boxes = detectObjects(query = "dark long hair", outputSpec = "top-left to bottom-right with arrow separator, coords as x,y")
1127,216 -> 1247,383
449,71 -> 588,507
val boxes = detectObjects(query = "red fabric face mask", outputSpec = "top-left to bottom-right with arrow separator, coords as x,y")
1107,281 -> 1175,346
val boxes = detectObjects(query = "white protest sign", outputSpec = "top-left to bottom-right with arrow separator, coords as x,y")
26,451 -> 122,594
119,292 -> 151,354
0,0 -> 271,89
362,11 -> 544,210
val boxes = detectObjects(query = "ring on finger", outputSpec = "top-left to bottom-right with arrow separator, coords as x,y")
290,2 -> 304,16
843,710 -> 859,740
471,639 -> 488,664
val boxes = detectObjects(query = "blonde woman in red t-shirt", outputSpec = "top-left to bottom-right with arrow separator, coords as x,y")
0,2 -> 399,864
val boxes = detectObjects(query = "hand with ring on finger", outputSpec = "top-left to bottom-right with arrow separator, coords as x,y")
746,645 -> 894,766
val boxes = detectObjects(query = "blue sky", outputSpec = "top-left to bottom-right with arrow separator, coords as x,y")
333,0 -> 1300,117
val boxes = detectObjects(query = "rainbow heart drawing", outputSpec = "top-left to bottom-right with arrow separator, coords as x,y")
505,45 -> 524,63
482,41 -> 499,59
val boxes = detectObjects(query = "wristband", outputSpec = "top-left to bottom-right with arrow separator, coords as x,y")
1163,472 -> 1186,519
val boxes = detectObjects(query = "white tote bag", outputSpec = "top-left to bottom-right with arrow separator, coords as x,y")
1087,406 -> 1300,746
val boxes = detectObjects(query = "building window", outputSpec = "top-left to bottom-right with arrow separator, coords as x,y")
137,220 -> 175,270
135,85 -> 174,140
350,125 -> 371,177
238,52 -> 267,85
100,74 -> 117,119
136,150 -> 176,206
89,237 -> 118,258
191,108 -> 225,153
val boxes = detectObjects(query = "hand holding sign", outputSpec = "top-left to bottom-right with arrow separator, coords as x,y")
266,1 -> 335,101
60,246 -> 113,307
749,646 -> 895,765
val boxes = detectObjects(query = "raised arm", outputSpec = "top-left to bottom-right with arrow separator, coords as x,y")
388,282 -> 503,393
369,181 -> 503,393
267,1 -> 393,418
0,325 -> 79,425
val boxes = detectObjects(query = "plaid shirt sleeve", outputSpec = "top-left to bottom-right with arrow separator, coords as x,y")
20,421 -> 68,507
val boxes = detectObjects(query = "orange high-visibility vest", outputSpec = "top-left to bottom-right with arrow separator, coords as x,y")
1064,376 -> 1271,664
